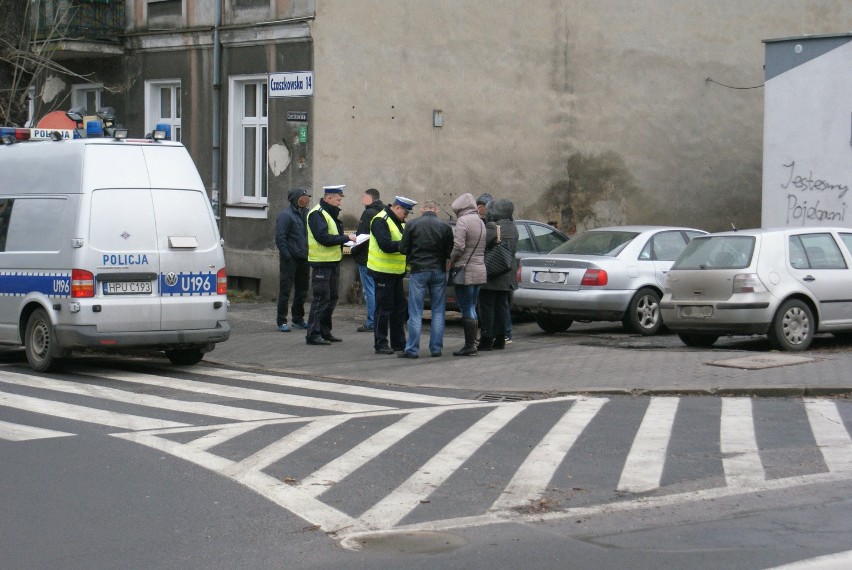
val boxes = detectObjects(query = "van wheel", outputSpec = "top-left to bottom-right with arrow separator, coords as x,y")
535,313 -> 572,333
623,288 -> 662,336
677,333 -> 719,348
25,308 -> 65,372
767,299 -> 813,351
166,348 -> 204,366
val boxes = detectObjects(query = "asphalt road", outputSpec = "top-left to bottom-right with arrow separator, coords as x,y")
1,353 -> 851,569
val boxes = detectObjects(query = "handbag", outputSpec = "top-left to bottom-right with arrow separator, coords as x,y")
485,225 -> 513,278
448,220 -> 484,286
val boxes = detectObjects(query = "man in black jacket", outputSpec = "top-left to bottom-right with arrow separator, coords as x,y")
274,188 -> 311,332
398,200 -> 454,358
351,188 -> 383,332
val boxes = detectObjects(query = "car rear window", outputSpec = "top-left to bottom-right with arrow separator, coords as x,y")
549,231 -> 637,256
672,235 -> 755,270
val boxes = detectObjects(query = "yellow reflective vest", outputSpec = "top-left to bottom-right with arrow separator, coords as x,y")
367,211 -> 406,274
307,203 -> 342,263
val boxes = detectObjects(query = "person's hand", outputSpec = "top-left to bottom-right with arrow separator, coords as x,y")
348,234 -> 357,241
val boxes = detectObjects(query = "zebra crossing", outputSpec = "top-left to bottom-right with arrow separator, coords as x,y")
1,362 -> 852,541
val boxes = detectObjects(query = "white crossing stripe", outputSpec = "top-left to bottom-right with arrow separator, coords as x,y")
184,425 -> 264,452
617,397 -> 680,493
0,419 -> 74,441
298,408 -> 447,496
0,389 -> 188,430
720,397 -> 765,487
83,370 -> 393,414
492,397 -> 607,509
804,399 -> 852,473
360,404 -> 525,528
190,366 -> 473,406
221,416 -> 352,478
0,370 -> 291,422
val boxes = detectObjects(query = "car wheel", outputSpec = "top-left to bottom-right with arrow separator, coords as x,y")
677,333 -> 719,348
166,348 -> 204,366
623,288 -> 662,336
25,308 -> 65,372
767,299 -> 814,351
535,313 -> 572,334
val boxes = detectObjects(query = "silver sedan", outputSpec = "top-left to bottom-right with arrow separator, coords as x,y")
661,227 -> 852,351
514,226 -> 706,335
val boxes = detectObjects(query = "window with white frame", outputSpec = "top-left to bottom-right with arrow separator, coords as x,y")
72,84 -> 103,114
25,86 -> 35,127
145,80 -> 181,141
228,76 -> 268,207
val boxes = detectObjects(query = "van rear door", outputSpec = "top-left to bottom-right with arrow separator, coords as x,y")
88,188 -> 161,332
151,188 -> 224,331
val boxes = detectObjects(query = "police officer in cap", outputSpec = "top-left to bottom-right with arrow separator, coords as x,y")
305,185 -> 356,345
368,195 -> 416,354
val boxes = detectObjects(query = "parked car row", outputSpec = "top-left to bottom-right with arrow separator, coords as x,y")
515,224 -> 852,352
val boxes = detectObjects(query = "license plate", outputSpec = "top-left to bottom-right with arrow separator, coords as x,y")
534,271 -> 567,284
678,305 -> 713,318
103,281 -> 152,295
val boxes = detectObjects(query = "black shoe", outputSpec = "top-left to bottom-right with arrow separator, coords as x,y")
398,352 -> 419,359
391,346 -> 405,352
306,336 -> 331,346
431,352 -> 442,357
375,346 -> 394,355
323,335 -> 343,342
357,325 -> 375,332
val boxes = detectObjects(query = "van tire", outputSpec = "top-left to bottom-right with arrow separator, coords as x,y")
166,348 -> 204,366
25,308 -> 65,372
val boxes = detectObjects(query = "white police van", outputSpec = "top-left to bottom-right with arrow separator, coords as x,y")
0,123 -> 229,371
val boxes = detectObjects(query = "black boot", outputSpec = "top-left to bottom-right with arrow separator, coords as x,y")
492,336 -> 505,350
453,318 -> 479,356
478,336 -> 494,351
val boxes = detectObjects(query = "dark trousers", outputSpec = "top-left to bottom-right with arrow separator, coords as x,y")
306,264 -> 339,340
479,289 -> 511,339
277,256 -> 310,325
373,274 -> 406,350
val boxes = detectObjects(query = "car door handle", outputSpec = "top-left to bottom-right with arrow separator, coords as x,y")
803,275 -> 816,282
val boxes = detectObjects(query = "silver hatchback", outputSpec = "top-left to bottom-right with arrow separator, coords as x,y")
660,227 -> 852,351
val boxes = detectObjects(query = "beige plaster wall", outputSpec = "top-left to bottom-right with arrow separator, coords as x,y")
312,1 -> 852,233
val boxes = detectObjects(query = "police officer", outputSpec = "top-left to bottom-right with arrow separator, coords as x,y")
368,196 -> 416,354
305,185 -> 356,345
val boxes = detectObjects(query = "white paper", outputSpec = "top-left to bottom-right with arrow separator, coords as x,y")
344,234 -> 370,247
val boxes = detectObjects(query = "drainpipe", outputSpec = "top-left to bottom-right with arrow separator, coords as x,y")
211,0 -> 222,227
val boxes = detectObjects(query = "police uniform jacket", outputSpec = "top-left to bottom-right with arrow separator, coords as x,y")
275,188 -> 309,261
368,205 -> 406,278
352,199 -> 384,265
399,211 -> 454,274
307,200 -> 348,267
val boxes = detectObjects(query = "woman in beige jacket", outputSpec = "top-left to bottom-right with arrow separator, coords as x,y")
449,192 -> 487,356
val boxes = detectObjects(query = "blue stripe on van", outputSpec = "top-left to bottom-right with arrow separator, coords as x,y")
159,271 -> 217,296
0,272 -> 71,297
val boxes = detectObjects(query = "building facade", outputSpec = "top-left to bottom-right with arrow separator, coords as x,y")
22,0 -> 852,297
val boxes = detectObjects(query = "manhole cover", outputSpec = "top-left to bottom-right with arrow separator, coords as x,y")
339,530 -> 469,554
709,353 -> 813,370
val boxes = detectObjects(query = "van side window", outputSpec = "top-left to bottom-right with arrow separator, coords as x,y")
0,199 -> 13,252
4,198 -> 67,252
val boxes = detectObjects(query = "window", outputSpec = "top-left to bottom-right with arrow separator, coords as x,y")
25,86 -> 35,127
227,76 -> 268,214
147,0 -> 182,19
529,222 -> 569,254
72,84 -> 104,115
790,234 -> 846,270
145,80 -> 181,141
0,198 -> 67,253
641,231 -> 687,261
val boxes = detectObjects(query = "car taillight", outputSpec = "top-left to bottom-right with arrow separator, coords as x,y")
217,267 -> 227,295
581,268 -> 608,286
516,265 -> 522,283
732,273 -> 766,293
71,269 -> 95,298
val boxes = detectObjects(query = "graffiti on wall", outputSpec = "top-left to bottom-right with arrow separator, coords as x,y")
781,161 -> 849,225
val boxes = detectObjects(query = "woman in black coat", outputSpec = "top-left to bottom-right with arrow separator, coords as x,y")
478,199 -> 518,350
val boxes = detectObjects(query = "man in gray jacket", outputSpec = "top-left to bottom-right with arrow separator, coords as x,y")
274,188 -> 311,331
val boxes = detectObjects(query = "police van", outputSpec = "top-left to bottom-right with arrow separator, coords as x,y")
0,122 -> 229,371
